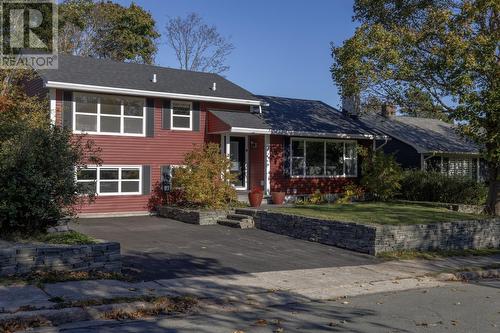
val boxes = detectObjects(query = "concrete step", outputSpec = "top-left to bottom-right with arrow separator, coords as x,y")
217,218 -> 255,229
227,213 -> 253,221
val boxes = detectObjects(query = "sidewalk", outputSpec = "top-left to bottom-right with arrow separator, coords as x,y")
1,255 -> 499,325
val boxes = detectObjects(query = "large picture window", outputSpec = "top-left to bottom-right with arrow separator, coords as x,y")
76,166 -> 141,195
171,101 -> 192,130
291,138 -> 357,177
74,93 -> 145,136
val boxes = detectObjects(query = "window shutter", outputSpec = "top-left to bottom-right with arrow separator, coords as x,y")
283,136 -> 291,177
162,99 -> 171,130
142,165 -> 151,195
146,98 -> 155,137
192,101 -> 200,131
62,91 -> 73,129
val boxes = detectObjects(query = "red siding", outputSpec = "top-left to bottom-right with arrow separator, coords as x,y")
57,90 -> 243,214
249,135 -> 264,189
269,135 -> 371,194
207,112 -> 230,134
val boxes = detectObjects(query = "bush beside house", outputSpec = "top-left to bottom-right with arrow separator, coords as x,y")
399,170 -> 487,205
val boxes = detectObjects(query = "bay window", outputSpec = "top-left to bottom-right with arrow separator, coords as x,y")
74,93 -> 145,136
76,166 -> 141,195
291,138 -> 358,177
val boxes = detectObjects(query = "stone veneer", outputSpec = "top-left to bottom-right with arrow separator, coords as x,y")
237,209 -> 500,255
0,241 -> 121,277
159,206 -> 228,225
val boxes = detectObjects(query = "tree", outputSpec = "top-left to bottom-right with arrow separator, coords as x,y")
59,0 -> 160,64
0,70 -> 101,234
165,13 -> 235,74
331,0 -> 500,215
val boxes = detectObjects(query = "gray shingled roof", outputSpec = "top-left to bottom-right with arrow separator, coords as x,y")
359,114 -> 481,154
38,55 -> 259,101
210,110 -> 271,129
209,95 -> 385,138
258,95 -> 384,137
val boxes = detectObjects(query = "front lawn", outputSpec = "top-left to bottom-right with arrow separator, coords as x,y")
271,202 -> 486,225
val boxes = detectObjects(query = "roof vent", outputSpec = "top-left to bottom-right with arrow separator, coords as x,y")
211,82 -> 217,91
152,73 -> 157,83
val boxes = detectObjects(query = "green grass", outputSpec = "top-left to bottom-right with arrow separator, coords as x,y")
271,202 -> 488,225
36,231 -> 97,245
377,248 -> 500,260
2,231 -> 97,245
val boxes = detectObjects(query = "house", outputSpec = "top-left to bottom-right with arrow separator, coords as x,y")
359,106 -> 485,181
28,55 -> 386,215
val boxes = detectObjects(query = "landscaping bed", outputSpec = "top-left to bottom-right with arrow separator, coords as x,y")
237,203 -> 499,255
158,206 -> 229,225
0,231 -> 121,277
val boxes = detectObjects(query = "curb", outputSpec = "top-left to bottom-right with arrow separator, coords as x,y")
0,300 -> 198,331
436,268 -> 500,281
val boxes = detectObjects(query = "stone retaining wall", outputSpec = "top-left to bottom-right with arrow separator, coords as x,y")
0,241 -> 121,277
375,220 -> 500,254
237,209 -> 500,255
159,206 -> 228,225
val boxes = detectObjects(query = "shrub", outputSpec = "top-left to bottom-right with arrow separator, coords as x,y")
171,143 -> 237,209
359,148 -> 403,201
338,184 -> 365,204
399,170 -> 488,205
0,126 -> 101,235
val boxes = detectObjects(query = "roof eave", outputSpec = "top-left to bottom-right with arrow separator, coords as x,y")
45,81 -> 262,106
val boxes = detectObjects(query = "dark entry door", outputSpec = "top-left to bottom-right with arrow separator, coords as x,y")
229,136 -> 246,188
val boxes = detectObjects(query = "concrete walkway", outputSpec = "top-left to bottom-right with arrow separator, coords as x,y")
1,255 -> 499,316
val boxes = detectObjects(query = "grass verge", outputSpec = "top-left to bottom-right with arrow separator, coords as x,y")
0,270 -> 130,287
377,248 -> 500,260
271,202 -> 488,225
101,296 -> 198,320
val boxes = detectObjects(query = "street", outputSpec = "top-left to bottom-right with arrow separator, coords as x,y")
30,279 -> 500,333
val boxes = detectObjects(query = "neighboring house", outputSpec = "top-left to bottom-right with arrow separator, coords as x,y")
359,109 -> 484,181
28,55 -> 385,215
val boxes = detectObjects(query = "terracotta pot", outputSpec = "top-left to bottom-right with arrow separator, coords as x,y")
248,192 -> 263,208
271,191 -> 286,205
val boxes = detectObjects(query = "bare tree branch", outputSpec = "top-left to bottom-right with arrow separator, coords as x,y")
165,13 -> 234,74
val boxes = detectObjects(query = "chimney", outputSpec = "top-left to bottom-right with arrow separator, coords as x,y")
342,94 -> 360,117
152,73 -> 157,83
381,103 -> 396,118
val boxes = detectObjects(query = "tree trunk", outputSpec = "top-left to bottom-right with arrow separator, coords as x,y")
486,164 -> 500,216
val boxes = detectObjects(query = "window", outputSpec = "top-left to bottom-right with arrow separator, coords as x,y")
74,93 -> 145,136
290,138 -> 358,177
171,101 -> 192,130
424,156 -> 478,180
76,166 -> 141,195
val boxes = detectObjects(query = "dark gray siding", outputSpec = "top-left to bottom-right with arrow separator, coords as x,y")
382,138 -> 421,169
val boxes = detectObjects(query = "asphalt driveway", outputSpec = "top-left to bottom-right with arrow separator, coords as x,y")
72,216 -> 378,281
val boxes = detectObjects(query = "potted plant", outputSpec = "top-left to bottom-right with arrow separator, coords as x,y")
271,191 -> 286,205
248,187 -> 263,208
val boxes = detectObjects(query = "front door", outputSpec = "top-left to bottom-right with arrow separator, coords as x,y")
229,136 -> 247,189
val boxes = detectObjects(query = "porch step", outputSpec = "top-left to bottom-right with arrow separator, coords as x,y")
227,213 -> 253,221
217,217 -> 255,229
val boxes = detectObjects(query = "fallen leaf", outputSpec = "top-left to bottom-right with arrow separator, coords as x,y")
255,319 -> 268,326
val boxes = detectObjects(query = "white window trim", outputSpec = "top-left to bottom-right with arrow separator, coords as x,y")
76,165 -> 142,196
73,93 -> 146,137
290,138 -> 358,178
170,100 -> 193,131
